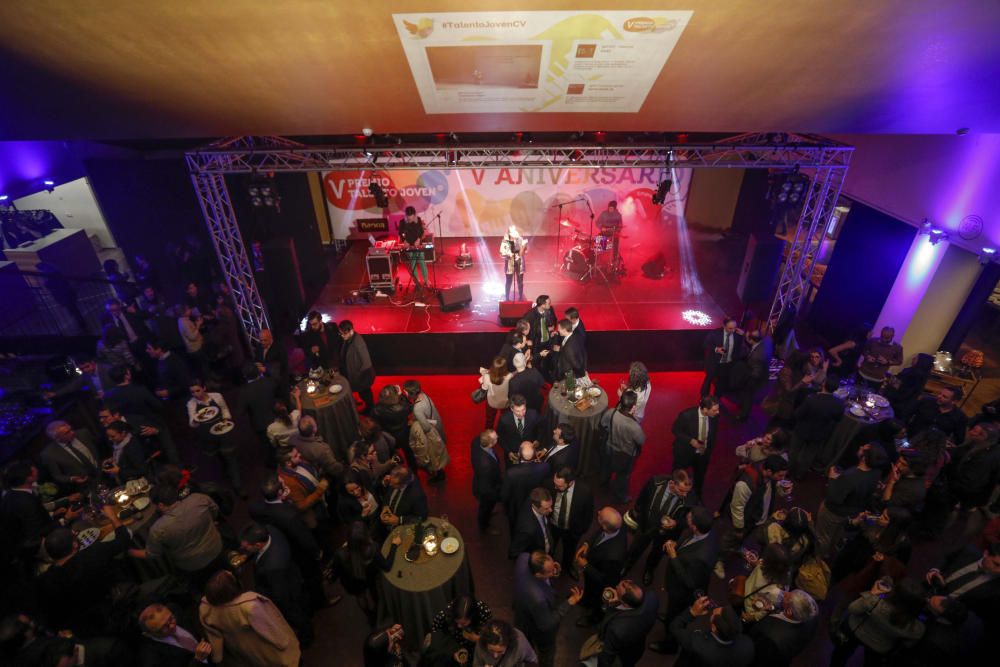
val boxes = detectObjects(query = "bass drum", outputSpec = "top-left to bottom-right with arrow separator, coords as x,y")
562,246 -> 592,274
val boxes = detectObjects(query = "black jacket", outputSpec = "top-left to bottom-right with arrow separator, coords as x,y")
704,328 -> 746,368
502,461 -> 549,525
581,528 -> 628,602
254,339 -> 289,380
633,476 -> 698,536
237,375 -> 278,431
156,353 -> 193,399
299,322 -> 339,370
546,480 -> 595,538
556,331 -> 587,380
597,590 -> 659,667
793,392 -> 844,443
137,635 -> 204,667
749,613 -> 818,666
0,489 -> 56,559
114,435 -> 150,482
106,383 -> 165,425
252,526 -> 306,631
671,610 -> 755,667
509,368 -> 546,413
381,479 -> 429,525
544,442 -> 580,475
471,439 -> 502,500
672,406 -> 719,469
248,498 -> 321,560
665,531 -> 719,601
523,307 -> 557,352
509,503 -> 552,559
496,409 -> 543,457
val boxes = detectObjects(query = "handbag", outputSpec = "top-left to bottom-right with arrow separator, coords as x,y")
471,384 -> 487,404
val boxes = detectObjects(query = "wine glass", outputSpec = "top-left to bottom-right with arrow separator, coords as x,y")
440,514 -> 450,536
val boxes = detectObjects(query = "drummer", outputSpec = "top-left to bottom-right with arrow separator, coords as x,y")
596,201 -> 623,259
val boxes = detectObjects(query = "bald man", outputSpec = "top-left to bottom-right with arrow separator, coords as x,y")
575,507 -> 629,626
137,602 -> 213,666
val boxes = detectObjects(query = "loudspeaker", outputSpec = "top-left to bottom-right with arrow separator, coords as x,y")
737,233 -> 785,305
438,284 -> 472,312
641,252 -> 667,279
499,301 -> 531,326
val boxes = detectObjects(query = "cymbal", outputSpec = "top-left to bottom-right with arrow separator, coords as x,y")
559,219 -> 577,228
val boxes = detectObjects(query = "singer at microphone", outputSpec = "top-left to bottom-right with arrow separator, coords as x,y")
499,224 -> 528,301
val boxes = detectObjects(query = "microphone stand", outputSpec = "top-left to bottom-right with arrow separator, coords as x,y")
551,197 -> 587,270
431,211 -> 443,292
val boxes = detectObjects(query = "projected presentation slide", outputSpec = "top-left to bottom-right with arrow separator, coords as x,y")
394,10 -> 693,114
426,44 -> 543,89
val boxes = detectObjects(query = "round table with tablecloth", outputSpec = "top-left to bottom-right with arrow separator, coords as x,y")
820,390 -> 895,469
377,517 -> 474,653
297,372 -> 360,461
546,383 -> 610,476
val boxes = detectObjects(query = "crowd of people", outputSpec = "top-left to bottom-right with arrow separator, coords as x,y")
2,275 -> 999,667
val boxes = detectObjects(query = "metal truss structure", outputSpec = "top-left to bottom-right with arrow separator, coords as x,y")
185,133 -> 851,341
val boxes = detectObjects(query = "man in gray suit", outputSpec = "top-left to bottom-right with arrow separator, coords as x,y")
39,421 -> 101,491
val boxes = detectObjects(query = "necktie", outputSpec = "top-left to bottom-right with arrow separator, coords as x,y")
662,492 -> 679,518
723,332 -> 731,362
172,628 -> 199,653
69,440 -> 97,468
516,418 -> 524,436
390,488 -> 402,513
558,491 -> 569,528
698,414 -> 707,443
540,515 -> 550,553
541,322 -> 549,343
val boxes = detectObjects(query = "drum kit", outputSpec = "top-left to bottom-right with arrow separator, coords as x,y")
561,222 -> 626,282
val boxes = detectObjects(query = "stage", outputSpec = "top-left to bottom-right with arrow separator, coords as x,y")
306,225 -> 729,373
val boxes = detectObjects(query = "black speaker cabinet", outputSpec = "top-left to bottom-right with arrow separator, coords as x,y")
737,233 -> 785,306
499,301 -> 531,326
438,284 -> 473,312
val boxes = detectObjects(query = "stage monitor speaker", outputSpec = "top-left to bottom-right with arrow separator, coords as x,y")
499,301 -> 531,326
438,284 -> 472,312
737,233 -> 785,306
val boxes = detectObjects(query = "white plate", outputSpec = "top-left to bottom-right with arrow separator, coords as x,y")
132,496 -> 150,511
586,387 -> 601,397
329,384 -> 343,394
872,395 -> 890,408
77,527 -> 102,549
194,406 -> 220,423
441,537 -> 460,555
849,405 -> 867,417
210,420 -> 235,435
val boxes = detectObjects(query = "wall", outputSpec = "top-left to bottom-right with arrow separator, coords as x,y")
14,177 -> 117,248
896,243 -> 982,361
685,168 -> 744,230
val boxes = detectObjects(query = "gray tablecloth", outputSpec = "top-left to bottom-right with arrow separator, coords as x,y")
547,385 -> 609,475
378,517 -> 474,653
298,374 -> 360,460
821,399 -> 894,468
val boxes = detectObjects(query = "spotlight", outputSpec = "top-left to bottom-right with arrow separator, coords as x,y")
928,229 -> 948,246
247,173 -> 280,210
0,194 -> 8,201
652,178 -> 673,205
980,247 -> 996,265
43,179 -> 55,192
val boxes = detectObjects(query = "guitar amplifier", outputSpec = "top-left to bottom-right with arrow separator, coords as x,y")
366,249 -> 395,289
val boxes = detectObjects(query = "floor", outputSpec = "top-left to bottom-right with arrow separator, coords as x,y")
247,371 -> 992,667
308,234 -> 727,334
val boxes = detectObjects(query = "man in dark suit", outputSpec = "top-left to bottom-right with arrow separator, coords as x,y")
749,589 -> 819,666
513,551 -> 583,667
240,522 -> 311,642
298,310 -> 339,370
576,507 -> 629,625
37,505 -> 132,637
101,298 -> 147,348
0,461 -> 65,563
544,423 -> 580,473
594,580 -> 659,667
671,396 -> 721,497
736,328 -> 774,421
509,352 -> 546,413
649,507 -> 720,654
701,317 -> 745,398
925,541 -> 1000,626
670,597 -> 754,667
546,467 -> 594,575
497,331 -> 528,371
103,420 -> 152,483
103,365 -> 179,464
509,487 -> 554,559
39,421 -> 102,490
497,394 -> 543,461
564,306 -> 587,344
623,468 -> 696,586
553,318 -> 587,380
523,294 -> 557,354
137,602 -> 213,667
791,376 -> 844,477
502,442 -> 550,531
146,340 -> 193,400
471,430 -> 503,533
254,328 -> 290,399
379,465 -> 428,527
237,362 -> 278,450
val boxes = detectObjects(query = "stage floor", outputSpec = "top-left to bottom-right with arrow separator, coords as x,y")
309,234 -> 726,334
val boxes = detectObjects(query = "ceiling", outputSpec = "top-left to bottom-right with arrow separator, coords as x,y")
1,1 -> 999,141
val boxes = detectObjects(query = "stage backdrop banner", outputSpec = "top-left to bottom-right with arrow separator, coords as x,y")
323,168 -> 691,239
393,10 -> 693,114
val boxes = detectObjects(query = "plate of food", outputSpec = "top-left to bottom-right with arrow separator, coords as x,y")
849,404 -> 868,418
872,395 -> 890,408
210,420 -> 235,436
194,406 -> 220,423
441,537 -> 460,555
76,527 -> 102,549
329,384 -> 343,394
586,387 -> 602,397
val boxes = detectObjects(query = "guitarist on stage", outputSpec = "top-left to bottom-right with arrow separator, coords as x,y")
500,224 -> 528,301
399,206 -> 429,291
